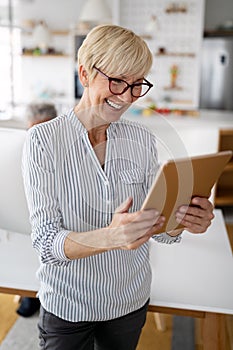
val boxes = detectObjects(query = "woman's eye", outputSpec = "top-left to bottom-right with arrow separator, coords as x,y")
112,79 -> 124,86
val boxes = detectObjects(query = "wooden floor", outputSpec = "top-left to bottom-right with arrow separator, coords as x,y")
137,313 -> 173,349
0,224 -> 233,349
1,297 -> 232,350
138,314 -> 233,349
0,293 -> 19,344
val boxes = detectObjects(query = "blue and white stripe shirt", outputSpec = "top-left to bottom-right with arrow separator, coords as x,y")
22,109 -> 159,322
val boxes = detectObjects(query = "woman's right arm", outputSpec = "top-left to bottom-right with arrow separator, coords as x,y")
65,197 -> 165,259
22,127 -> 73,265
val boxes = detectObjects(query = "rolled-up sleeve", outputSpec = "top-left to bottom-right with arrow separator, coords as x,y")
22,127 -> 71,265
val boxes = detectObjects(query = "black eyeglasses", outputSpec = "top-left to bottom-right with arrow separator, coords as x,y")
94,66 -> 153,98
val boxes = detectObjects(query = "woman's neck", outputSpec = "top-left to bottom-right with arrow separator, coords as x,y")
88,125 -> 107,144
74,103 -> 108,166
74,103 -> 109,135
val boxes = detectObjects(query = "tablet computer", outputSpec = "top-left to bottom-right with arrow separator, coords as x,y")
141,150 -> 232,234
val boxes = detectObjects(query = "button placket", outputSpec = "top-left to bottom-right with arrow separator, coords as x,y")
104,180 -> 112,226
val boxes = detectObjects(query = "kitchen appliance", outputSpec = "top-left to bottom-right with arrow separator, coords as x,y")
199,37 -> 233,110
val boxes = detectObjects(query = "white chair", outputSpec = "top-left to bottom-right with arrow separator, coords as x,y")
0,128 -> 31,235
0,127 -> 39,297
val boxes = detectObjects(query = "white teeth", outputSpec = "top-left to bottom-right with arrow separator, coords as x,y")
106,99 -> 121,110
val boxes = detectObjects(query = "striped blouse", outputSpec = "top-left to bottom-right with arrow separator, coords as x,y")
22,108 -> 159,322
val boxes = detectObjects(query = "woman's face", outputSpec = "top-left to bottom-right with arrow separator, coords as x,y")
83,67 -> 142,124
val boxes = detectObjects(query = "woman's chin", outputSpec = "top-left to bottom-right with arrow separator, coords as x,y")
102,104 -> 129,122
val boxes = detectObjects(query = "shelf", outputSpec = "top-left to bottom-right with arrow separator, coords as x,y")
51,30 -> 69,35
22,53 -> 70,57
22,29 -> 69,36
204,29 -> 233,37
155,52 -> 195,57
164,86 -> 183,91
165,6 -> 187,14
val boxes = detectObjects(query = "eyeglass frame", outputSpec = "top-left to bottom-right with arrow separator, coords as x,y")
93,66 -> 153,98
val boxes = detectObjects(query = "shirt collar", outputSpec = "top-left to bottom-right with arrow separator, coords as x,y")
68,107 -> 123,138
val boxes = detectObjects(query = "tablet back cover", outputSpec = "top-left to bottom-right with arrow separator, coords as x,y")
141,151 -> 232,233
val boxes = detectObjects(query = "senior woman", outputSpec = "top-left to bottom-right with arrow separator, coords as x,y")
22,24 -> 214,350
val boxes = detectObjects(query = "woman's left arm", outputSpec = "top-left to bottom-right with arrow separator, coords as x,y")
175,196 -> 215,234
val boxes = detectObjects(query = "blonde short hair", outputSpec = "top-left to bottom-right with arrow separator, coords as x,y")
77,24 -> 153,81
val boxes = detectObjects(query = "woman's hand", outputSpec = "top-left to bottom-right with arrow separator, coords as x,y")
65,197 -> 164,258
108,197 -> 165,250
175,197 -> 214,234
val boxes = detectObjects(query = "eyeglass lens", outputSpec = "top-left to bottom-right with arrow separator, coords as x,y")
109,79 -> 150,97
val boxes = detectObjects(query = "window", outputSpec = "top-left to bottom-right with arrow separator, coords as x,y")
0,26 -> 21,111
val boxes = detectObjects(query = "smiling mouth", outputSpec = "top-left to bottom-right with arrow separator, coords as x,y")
105,99 -> 122,110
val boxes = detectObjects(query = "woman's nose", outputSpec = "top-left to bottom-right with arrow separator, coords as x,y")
120,88 -> 135,103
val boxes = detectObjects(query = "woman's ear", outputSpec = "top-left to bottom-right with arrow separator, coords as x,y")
78,65 -> 89,87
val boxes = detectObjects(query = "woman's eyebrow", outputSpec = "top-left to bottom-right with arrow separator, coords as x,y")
114,74 -> 144,83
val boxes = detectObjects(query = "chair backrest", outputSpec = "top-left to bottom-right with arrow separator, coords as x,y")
0,128 -> 31,234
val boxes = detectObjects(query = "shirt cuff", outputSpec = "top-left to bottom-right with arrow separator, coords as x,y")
152,232 -> 182,244
52,229 -> 72,262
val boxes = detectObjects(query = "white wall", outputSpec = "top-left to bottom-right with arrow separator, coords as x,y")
12,0 -> 233,33
14,0 -> 85,30
14,0 -> 113,29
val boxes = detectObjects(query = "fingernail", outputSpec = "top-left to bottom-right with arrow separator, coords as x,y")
178,207 -> 188,213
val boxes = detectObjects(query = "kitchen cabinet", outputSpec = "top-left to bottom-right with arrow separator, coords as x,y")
215,129 -> 233,206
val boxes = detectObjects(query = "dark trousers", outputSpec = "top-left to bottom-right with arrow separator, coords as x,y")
38,301 -> 149,350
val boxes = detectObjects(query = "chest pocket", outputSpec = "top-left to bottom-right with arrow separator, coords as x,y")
119,168 -> 144,184
117,168 -> 146,211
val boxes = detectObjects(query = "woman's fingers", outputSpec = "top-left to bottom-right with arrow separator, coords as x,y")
109,198 -> 165,247
176,197 -> 214,234
115,197 -> 133,214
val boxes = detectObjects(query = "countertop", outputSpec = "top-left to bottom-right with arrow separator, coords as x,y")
125,108 -> 233,130
0,108 -> 233,131
124,109 -> 233,162
1,108 -> 232,163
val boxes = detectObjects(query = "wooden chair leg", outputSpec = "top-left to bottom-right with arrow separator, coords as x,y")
154,312 -> 166,331
202,312 -> 226,350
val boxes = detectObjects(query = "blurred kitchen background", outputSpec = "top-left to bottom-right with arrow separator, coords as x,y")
0,0 -> 233,120
0,3 -> 233,349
